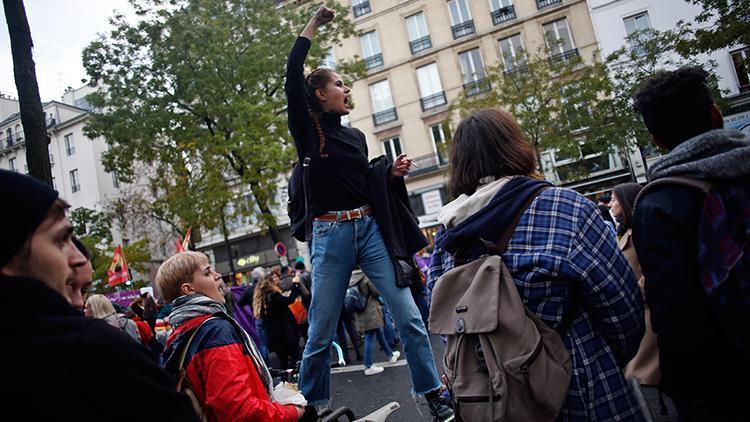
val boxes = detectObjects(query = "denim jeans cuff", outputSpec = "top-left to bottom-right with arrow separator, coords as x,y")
411,383 -> 442,398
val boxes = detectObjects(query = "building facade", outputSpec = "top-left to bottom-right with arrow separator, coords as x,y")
327,0 -> 601,240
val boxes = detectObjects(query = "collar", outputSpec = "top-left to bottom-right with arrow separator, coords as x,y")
320,111 -> 342,127
0,275 -> 79,317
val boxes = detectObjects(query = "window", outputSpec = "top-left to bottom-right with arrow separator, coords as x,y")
499,33 -> 526,71
64,133 -> 75,156
369,80 -> 397,125
70,169 -> 81,193
14,125 -> 22,142
360,31 -> 383,70
322,47 -> 336,70
9,157 -> 17,172
731,48 -> 750,92
459,48 -> 490,95
416,63 -> 446,111
6,128 -> 13,145
352,0 -> 371,18
490,0 -> 516,25
544,18 -> 577,61
381,136 -> 402,162
112,171 -> 120,188
623,12 -> 652,55
406,12 -> 431,54
430,124 -> 449,164
448,0 -> 475,39
537,0 -> 562,9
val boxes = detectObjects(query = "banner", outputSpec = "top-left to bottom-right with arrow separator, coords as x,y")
107,245 -> 129,286
175,226 -> 192,253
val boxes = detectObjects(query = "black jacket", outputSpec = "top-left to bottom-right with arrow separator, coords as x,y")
262,284 -> 301,347
0,275 -> 200,421
367,155 -> 428,287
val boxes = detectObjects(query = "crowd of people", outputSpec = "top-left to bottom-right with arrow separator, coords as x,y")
2,5 -> 748,422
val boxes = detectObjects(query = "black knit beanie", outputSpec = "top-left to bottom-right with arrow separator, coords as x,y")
0,169 -> 59,268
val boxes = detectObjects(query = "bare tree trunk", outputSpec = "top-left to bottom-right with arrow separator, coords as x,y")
3,0 -> 51,185
249,182 -> 282,245
220,207 -> 236,276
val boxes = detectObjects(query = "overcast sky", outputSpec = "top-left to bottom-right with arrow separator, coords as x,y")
0,1 -> 136,102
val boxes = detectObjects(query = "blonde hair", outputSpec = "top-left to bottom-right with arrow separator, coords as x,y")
252,274 -> 282,318
156,251 -> 207,303
85,294 -> 116,319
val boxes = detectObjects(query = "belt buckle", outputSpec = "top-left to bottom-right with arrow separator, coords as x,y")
346,210 -> 352,221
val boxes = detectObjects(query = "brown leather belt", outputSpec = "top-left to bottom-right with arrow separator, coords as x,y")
315,205 -> 372,222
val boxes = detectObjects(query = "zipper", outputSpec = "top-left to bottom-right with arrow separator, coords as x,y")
457,394 -> 502,403
520,339 -> 543,402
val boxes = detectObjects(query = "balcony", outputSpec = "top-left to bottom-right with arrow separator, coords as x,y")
420,91 -> 447,111
549,48 -> 580,65
353,1 -> 371,18
537,0 -> 562,9
409,35 -> 432,55
406,153 -> 448,177
364,53 -> 383,70
463,78 -> 491,96
492,6 -> 516,25
372,107 -> 398,126
452,20 -> 475,39
503,64 -> 529,77
0,138 -> 25,156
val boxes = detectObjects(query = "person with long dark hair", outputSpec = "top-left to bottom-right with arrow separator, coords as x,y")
285,6 -> 451,420
428,108 -> 645,421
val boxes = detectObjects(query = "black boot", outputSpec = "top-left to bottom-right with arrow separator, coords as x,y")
425,389 -> 455,422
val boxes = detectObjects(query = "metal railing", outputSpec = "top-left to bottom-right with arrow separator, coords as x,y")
451,20 -> 475,39
353,1 -> 371,17
503,63 -> 529,76
549,48 -> 580,65
463,78 -> 491,96
407,153 -> 448,177
492,5 -> 516,25
364,53 -> 384,70
420,91 -> 447,111
372,107 -> 397,126
409,35 -> 432,55
537,0 -> 562,9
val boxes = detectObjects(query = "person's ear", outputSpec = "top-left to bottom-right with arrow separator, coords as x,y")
710,103 -> 724,129
180,282 -> 195,295
315,87 -> 327,103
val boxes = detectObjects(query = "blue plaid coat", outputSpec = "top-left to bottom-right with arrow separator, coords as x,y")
428,187 -> 646,421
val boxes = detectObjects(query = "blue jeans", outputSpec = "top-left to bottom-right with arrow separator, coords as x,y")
364,327 -> 392,368
255,318 -> 269,361
381,303 -> 399,346
298,214 -> 441,405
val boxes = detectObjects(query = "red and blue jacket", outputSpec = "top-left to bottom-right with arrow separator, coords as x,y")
162,314 -> 298,422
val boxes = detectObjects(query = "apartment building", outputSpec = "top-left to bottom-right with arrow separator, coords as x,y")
326,0 -> 600,241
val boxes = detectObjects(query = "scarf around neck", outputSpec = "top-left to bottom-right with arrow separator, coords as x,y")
648,129 -> 750,181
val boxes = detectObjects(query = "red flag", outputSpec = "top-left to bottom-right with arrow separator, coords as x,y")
175,240 -> 185,254
181,226 -> 192,251
107,245 -> 129,286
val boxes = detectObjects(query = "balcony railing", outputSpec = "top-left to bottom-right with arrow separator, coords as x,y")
503,63 -> 529,76
409,35 -> 432,55
372,107 -> 398,126
549,48 -> 580,65
364,53 -> 384,70
407,153 -> 448,177
353,1 -> 371,17
492,5 -> 516,25
463,78 -> 491,96
537,0 -> 562,9
452,20 -> 475,39
0,139 -> 25,155
420,91 -> 447,111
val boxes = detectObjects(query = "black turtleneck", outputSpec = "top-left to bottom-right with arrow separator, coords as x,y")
285,37 -> 370,216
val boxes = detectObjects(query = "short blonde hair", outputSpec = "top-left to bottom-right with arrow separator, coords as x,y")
85,294 -> 116,319
156,251 -> 207,303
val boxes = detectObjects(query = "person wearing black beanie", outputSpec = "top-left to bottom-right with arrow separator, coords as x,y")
0,170 -> 202,421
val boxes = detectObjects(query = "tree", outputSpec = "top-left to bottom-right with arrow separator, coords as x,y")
675,0 -> 750,64
449,45 -> 624,181
82,0 -> 360,248
3,0 -> 52,184
70,207 -> 152,294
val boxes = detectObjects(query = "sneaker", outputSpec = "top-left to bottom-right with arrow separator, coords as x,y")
425,389 -> 455,422
364,365 -> 385,376
388,350 -> 401,364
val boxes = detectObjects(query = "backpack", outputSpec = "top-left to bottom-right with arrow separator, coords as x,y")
635,176 -> 750,354
176,317 -> 217,422
288,157 -> 311,242
429,187 -> 573,421
344,286 -> 368,314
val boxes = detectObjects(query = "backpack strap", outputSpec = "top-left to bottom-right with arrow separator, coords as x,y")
634,176 -> 713,212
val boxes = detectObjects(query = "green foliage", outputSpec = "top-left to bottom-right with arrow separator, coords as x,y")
82,0 -> 360,237
675,0 -> 750,63
70,207 -> 152,294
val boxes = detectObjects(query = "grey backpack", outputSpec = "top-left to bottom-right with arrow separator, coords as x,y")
429,188 -> 574,421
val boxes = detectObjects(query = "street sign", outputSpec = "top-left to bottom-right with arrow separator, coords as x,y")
274,242 -> 287,257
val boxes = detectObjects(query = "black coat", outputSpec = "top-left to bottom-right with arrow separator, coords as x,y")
0,275 -> 200,422
262,284 -> 301,347
367,155 -> 428,287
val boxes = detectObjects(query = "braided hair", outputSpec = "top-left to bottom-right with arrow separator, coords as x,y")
305,68 -> 335,158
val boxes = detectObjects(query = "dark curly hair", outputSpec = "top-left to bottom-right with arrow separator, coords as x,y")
632,66 -> 716,149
